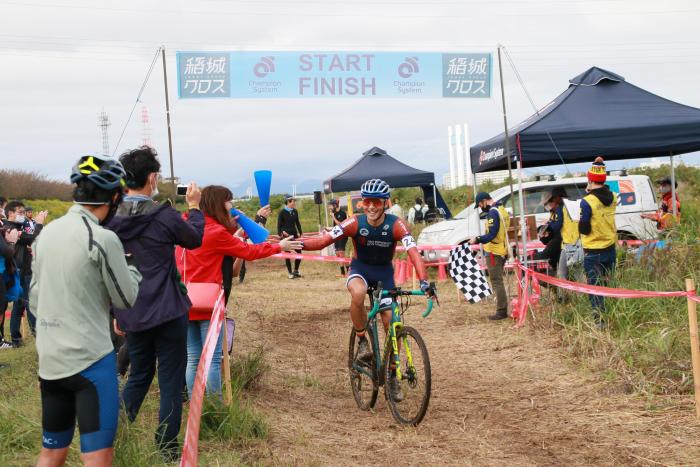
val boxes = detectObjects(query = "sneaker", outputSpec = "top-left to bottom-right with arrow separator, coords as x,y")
0,340 -> 13,350
488,311 -> 509,321
11,339 -> 22,348
388,374 -> 404,402
288,273 -> 295,279
293,271 -> 303,278
356,337 -> 372,362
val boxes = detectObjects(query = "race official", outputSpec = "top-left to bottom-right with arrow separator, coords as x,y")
579,157 -> 617,327
641,176 -> 681,231
468,192 -> 511,321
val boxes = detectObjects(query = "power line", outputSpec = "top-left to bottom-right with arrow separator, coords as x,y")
3,0 -> 700,18
112,47 -> 161,157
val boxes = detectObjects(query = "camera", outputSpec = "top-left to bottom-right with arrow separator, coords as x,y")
176,185 -> 188,196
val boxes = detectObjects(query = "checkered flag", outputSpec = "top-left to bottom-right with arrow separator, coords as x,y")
449,244 -> 492,303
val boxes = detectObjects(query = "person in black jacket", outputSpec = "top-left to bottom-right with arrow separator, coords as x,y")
5,200 -> 47,347
0,228 -> 19,348
106,146 -> 204,461
277,195 -> 303,279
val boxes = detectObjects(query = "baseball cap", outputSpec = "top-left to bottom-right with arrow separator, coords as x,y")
475,192 -> 491,205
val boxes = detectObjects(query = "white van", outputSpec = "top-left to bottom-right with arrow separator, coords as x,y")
418,175 -> 659,261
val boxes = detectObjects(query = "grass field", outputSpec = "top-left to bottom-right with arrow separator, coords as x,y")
3,260 -> 700,466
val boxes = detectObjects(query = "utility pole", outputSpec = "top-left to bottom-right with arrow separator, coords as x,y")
98,110 -> 110,156
162,47 -> 176,184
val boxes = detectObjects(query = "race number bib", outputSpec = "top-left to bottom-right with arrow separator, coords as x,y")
330,225 -> 344,239
401,235 -> 417,250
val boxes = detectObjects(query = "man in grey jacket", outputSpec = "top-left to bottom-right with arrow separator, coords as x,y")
30,154 -> 142,467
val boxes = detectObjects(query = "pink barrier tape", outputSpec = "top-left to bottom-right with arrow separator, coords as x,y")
272,252 -> 351,263
515,262 -> 690,298
689,294 -> 700,304
180,291 -> 226,467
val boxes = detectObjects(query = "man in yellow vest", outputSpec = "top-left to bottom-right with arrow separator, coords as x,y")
579,157 -> 617,327
468,192 -> 510,320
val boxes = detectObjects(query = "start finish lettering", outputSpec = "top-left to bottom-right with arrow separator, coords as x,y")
298,53 -> 376,96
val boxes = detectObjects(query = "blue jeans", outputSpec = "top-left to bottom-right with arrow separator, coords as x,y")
10,273 -> 35,343
122,314 -> 187,455
186,320 -> 223,396
583,247 -> 616,313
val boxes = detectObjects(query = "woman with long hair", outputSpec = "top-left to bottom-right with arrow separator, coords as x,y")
176,186 -> 301,395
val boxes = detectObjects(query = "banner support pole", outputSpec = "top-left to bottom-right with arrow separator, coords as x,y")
221,318 -> 233,406
497,44 -> 520,263
162,47 -> 176,185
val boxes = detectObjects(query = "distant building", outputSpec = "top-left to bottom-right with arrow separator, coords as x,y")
442,169 -> 511,188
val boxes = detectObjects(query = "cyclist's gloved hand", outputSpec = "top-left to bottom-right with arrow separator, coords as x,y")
420,279 -> 437,298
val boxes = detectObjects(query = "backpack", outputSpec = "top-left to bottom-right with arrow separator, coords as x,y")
413,205 -> 424,223
3,268 -> 23,302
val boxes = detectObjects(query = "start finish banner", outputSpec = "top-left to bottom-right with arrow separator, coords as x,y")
176,51 -> 492,99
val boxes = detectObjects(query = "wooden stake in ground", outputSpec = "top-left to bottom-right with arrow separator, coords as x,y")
21,314 -> 28,340
221,318 -> 233,406
686,278 -> 700,418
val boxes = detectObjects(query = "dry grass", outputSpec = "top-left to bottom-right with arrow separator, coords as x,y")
3,259 -> 700,466
227,259 -> 700,466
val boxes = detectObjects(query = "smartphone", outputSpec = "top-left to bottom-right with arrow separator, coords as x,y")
176,184 -> 188,196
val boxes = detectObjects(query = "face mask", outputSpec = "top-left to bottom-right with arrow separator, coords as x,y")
480,204 -> 490,213
14,215 -> 26,224
151,175 -> 159,199
660,185 -> 671,194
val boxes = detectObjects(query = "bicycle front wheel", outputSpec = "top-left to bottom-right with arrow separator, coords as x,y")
348,326 -> 378,410
384,326 -> 431,426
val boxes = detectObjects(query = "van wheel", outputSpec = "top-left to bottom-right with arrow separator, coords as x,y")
617,231 -> 637,241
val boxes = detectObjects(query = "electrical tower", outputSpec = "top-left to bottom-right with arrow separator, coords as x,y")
98,110 -> 110,156
141,105 -> 152,147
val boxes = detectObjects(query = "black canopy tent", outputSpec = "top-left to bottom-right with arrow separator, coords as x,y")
323,146 -> 453,219
471,65 -> 700,234
470,67 -> 700,174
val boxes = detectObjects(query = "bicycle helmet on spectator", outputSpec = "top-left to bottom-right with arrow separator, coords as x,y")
360,179 -> 390,199
71,154 -> 126,204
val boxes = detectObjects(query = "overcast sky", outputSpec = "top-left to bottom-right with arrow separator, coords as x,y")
2,0 -> 700,195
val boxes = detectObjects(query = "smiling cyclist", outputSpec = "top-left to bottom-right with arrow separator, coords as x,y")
300,179 -> 434,400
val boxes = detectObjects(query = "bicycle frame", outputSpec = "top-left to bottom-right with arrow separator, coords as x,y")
363,288 -> 434,385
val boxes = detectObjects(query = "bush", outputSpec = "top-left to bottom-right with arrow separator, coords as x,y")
0,170 -> 72,201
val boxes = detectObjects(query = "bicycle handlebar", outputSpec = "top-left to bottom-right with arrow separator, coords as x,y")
370,281 -> 437,319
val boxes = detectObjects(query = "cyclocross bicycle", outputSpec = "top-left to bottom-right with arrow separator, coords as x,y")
348,281 -> 437,426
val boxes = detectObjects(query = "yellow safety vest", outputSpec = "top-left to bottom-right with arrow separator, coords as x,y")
483,205 -> 510,257
581,193 -> 617,250
560,203 -> 579,246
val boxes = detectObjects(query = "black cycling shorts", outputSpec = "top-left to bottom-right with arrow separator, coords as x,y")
40,352 -> 119,453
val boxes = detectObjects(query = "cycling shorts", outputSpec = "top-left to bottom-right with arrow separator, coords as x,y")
347,259 -> 395,290
40,352 -> 119,453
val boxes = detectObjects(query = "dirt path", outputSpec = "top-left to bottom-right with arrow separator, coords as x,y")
229,261 -> 700,466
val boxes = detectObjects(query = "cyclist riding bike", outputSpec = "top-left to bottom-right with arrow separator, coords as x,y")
301,179 -> 433,399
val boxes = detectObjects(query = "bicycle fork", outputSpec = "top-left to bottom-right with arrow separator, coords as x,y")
389,305 -> 416,383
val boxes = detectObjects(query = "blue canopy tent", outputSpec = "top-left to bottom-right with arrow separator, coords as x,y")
324,146 -> 453,219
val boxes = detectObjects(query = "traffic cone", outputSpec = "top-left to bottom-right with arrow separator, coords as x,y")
437,262 -> 448,281
397,260 -> 407,284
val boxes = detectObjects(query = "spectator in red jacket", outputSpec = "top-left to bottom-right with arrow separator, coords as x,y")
176,186 -> 301,395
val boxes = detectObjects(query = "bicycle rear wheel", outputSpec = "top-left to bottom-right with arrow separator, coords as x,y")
384,326 -> 431,426
348,325 -> 378,410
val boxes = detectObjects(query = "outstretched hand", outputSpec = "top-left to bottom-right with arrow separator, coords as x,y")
279,236 -> 303,252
